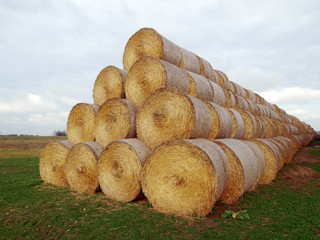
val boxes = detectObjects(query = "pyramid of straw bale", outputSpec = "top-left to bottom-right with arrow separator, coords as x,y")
39,27 -> 317,217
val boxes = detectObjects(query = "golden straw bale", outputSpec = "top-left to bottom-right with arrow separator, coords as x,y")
247,98 -> 258,114
125,56 -> 190,107
93,66 -> 127,106
257,139 -> 283,171
243,141 -> 266,186
273,137 -> 294,163
179,47 -> 201,74
98,139 -> 151,202
273,104 -> 281,114
123,28 -> 181,71
226,80 -> 235,92
216,70 -> 229,87
240,97 -> 251,112
39,141 -> 73,187
234,94 -> 244,109
248,139 -> 278,184
137,89 -> 212,149
256,116 -> 268,138
268,139 -> 287,169
211,69 -> 223,85
223,107 -> 245,139
253,115 -> 262,138
204,101 -> 232,139
214,139 -> 259,203
198,57 -> 216,80
95,98 -> 137,147
141,139 -> 229,217
210,81 -> 227,106
67,103 -> 98,144
65,142 -> 103,194
245,89 -> 257,103
185,71 -> 214,100
232,82 -> 247,98
233,108 -> 257,139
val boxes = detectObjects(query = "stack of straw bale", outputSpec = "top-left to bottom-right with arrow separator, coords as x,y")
39,27 -> 316,217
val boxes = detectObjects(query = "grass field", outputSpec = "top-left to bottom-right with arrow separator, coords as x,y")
0,137 -> 319,239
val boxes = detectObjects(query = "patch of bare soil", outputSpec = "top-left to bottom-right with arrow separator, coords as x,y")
278,145 -> 320,190
279,165 -> 320,188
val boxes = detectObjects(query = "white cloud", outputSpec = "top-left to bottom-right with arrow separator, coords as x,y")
227,67 -> 286,92
259,87 -> 320,105
28,111 -> 69,125
1,0 -> 320,134
0,93 -> 57,113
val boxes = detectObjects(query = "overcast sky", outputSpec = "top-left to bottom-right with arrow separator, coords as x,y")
0,0 -> 319,135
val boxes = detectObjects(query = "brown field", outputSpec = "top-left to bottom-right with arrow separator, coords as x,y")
0,136 -> 67,158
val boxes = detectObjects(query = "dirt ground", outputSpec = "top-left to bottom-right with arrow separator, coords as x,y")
0,136 -> 67,158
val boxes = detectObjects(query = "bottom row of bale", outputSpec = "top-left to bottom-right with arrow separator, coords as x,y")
40,134 -> 313,217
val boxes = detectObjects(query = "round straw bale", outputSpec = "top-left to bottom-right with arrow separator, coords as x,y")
67,103 -> 98,144
214,139 -> 259,203
243,141 -> 266,186
98,139 -> 151,202
198,57 -> 215,80
65,142 -> 103,194
141,139 -> 229,217
257,139 -> 283,171
179,47 -> 201,74
123,28 -> 181,71
248,139 -> 278,184
210,81 -> 227,106
224,107 -> 245,139
216,70 -> 229,87
185,71 -> 214,101
137,89 -> 212,149
268,139 -> 286,169
273,137 -> 295,163
226,80 -> 236,92
247,99 -> 258,115
291,135 -> 303,148
260,117 -> 275,138
211,69 -> 223,85
204,101 -> 232,139
233,108 -> 257,139
253,115 -> 262,138
246,89 -> 257,103
93,66 -> 127,106
239,97 -> 251,112
233,82 -> 247,98
95,98 -> 138,147
125,56 -> 190,107
273,104 -> 281,114
39,141 -> 73,187
234,94 -> 244,109
256,116 -> 268,138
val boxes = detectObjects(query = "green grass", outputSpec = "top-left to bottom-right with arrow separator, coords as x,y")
0,155 -> 320,239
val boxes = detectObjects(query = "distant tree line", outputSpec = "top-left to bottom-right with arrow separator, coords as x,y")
53,130 -> 67,136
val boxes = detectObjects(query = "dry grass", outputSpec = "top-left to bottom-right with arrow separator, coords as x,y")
0,136 -> 67,158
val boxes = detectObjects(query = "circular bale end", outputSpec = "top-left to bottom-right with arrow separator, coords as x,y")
67,103 -> 98,144
137,89 -> 198,149
125,57 -> 167,107
39,141 -> 72,187
98,139 -> 151,202
141,140 -> 225,217
123,28 -> 163,70
95,98 -> 137,147
93,66 -> 127,106
65,142 -> 103,194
